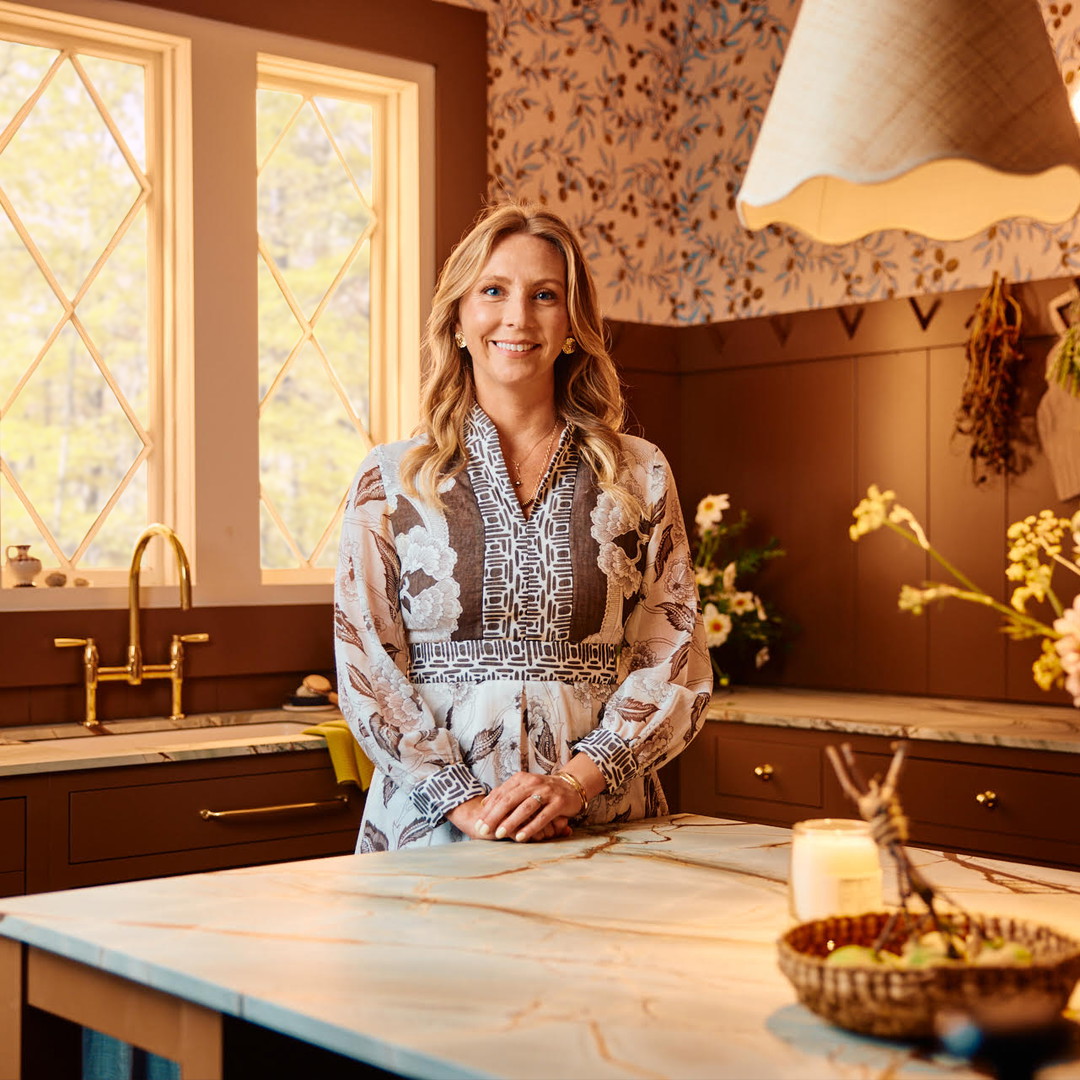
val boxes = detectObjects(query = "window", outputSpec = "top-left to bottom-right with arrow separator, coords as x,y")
0,0 -> 431,606
256,55 -> 422,582
0,7 -> 186,590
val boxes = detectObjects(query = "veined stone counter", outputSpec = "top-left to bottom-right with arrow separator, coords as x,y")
1,815 -> 1079,1078
0,709 -> 337,777
708,687 -> 1080,755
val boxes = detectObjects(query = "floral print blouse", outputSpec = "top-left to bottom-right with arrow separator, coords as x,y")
334,405 -> 713,852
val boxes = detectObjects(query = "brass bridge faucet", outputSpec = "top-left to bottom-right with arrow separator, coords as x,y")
55,525 -> 210,728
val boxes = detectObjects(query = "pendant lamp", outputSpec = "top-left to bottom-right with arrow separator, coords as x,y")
736,0 -> 1080,244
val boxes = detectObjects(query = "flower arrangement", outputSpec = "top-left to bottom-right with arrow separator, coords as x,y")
850,484 -> 1080,705
693,494 -> 786,687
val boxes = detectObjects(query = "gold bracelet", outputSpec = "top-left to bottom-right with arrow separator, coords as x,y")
554,770 -> 589,817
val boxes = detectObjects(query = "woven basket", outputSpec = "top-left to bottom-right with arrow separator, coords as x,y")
777,911 -> 1080,1039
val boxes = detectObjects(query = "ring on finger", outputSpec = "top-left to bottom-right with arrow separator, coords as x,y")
529,793 -> 544,807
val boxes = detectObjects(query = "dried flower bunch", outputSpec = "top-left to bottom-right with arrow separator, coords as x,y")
850,484 -> 1080,705
693,494 -> 786,686
954,272 -> 1027,483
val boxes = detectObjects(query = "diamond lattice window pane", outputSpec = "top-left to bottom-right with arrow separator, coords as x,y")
4,322 -> 146,559
260,340 -> 364,562
0,209 -> 63,405
80,465 -> 148,569
77,54 -> 147,171
77,205 -> 149,422
0,58 -> 144,297
257,79 -> 378,572
257,254 -> 302,400
0,473 -> 47,562
314,243 -> 371,429
0,38 -> 58,126
256,87 -> 301,166
259,499 -> 297,571
257,96 -> 372,319
315,96 -> 374,203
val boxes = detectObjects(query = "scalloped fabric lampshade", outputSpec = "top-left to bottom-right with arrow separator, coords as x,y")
736,0 -> 1080,243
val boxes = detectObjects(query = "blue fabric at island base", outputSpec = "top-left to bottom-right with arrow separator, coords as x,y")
82,1028 -> 179,1080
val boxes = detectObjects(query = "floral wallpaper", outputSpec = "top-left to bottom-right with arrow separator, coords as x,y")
438,0 -> 1080,326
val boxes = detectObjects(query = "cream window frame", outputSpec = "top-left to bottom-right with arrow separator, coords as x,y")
2,0 -> 433,613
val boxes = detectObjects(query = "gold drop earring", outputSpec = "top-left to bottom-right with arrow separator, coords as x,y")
562,336 -> 576,355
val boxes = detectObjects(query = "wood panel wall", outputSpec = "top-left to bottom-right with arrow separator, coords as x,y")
615,277 -> 1077,706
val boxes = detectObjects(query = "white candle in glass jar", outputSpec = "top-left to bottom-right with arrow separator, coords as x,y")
789,818 -> 883,922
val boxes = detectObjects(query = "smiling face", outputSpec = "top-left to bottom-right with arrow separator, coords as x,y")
455,231 -> 571,407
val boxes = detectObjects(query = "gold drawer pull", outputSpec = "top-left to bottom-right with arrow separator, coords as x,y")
199,794 -> 350,821
975,790 -> 997,810
754,764 -> 774,781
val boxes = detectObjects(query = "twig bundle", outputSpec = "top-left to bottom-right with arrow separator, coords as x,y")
826,740 -> 970,957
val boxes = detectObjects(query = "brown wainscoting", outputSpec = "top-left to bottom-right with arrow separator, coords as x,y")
0,605 -> 333,727
610,275 -> 1080,706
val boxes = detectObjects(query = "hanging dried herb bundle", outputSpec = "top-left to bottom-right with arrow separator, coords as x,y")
954,272 -> 1025,482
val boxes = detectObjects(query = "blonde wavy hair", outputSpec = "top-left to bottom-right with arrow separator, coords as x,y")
401,202 -> 637,515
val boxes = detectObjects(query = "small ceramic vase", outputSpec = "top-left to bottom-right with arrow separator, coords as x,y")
5,544 -> 42,587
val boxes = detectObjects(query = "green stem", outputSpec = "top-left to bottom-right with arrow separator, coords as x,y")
883,518 -> 987,597
881,516 -> 1060,636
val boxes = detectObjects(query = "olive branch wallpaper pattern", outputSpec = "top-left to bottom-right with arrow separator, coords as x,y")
439,0 -> 1080,327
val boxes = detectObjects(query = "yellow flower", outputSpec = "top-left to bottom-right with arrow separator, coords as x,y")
855,484 -> 1077,705
849,484 -> 896,540
1033,638 -> 1064,692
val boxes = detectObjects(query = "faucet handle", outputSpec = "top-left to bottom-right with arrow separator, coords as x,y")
176,633 -> 210,644
55,637 -> 93,648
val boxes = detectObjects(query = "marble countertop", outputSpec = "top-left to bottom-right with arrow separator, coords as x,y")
0,709 -> 335,777
709,687 -> 1080,755
6,685 -> 1078,779
1,814 -> 1078,1079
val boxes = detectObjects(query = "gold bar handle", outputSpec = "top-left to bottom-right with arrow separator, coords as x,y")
199,794 -> 349,821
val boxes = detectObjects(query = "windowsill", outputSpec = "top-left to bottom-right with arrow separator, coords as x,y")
2,582 -> 333,611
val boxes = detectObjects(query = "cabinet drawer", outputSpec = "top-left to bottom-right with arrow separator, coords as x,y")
859,754 -> 1080,846
0,797 -> 26,874
70,767 -> 357,864
712,733 -> 823,808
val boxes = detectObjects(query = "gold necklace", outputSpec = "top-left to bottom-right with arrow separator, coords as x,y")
510,420 -> 559,489
517,423 -> 562,513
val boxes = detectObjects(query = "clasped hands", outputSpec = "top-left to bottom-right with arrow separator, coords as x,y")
447,770 -> 584,843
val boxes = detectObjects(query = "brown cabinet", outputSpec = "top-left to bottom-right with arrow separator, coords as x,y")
0,797 -> 26,897
0,750 -> 364,896
679,721 -> 1080,870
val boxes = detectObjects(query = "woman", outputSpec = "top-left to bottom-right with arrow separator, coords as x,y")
334,202 -> 712,852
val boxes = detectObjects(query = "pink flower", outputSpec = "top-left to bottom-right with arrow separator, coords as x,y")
1053,595 -> 1080,705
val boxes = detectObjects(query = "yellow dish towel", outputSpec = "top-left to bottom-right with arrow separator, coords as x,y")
302,718 -> 374,791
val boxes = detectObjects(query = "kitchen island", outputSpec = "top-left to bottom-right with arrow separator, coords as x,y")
1,814 -> 1079,1079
